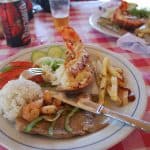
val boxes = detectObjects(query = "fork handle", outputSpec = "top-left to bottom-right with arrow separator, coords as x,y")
101,107 -> 150,132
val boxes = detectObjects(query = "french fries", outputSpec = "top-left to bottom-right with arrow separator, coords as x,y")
108,66 -> 123,80
99,76 -> 107,104
99,57 -> 109,104
93,56 -> 134,106
110,76 -> 118,101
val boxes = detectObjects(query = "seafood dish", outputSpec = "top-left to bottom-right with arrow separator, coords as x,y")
135,20 -> 150,43
97,1 -> 150,38
0,26 -> 135,138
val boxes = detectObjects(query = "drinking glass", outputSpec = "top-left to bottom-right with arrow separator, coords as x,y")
49,0 -> 70,29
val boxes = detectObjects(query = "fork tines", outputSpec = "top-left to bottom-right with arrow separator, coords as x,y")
29,68 -> 43,74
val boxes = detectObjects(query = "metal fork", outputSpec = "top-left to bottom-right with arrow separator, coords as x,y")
19,68 -> 43,79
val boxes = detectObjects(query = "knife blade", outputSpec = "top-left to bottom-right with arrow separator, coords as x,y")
50,91 -> 103,114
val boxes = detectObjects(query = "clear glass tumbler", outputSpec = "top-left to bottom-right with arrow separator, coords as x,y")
49,0 -> 70,29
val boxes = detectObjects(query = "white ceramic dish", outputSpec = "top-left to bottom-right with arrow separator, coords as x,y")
0,44 -> 147,150
89,12 -> 121,38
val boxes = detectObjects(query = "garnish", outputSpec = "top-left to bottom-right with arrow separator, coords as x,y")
48,121 -> 56,136
128,8 -> 150,18
24,116 -> 44,132
65,107 -> 79,133
51,60 -> 64,71
0,61 -> 33,89
43,108 -> 65,122
36,57 -> 64,72
47,108 -> 66,136
0,66 -> 12,73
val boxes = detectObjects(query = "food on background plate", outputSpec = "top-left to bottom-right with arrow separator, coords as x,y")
135,20 -> 150,43
0,26 -> 135,138
97,17 -> 127,36
97,1 -> 150,37
112,1 -> 146,30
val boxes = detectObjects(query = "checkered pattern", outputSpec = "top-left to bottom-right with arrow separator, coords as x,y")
0,1 -> 149,150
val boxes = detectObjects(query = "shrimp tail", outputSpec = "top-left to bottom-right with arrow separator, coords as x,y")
60,26 -> 82,51
60,26 -> 89,76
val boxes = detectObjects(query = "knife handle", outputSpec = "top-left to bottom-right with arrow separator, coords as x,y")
101,106 -> 150,132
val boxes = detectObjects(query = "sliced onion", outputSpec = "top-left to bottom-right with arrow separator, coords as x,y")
43,108 -> 65,122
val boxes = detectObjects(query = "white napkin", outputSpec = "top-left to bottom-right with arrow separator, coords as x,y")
117,33 -> 150,55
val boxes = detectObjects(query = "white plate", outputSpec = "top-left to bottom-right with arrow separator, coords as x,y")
89,12 -> 121,38
0,44 -> 147,150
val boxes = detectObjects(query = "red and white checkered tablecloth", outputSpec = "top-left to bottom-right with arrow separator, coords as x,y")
0,1 -> 149,150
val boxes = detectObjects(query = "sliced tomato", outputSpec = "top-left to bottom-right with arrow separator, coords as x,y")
0,61 -> 33,74
0,79 -> 10,89
0,68 -> 25,80
10,61 -> 33,68
30,75 -> 44,83
0,61 -> 36,89
0,68 -> 29,89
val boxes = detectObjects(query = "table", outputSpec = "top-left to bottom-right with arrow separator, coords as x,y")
0,1 -> 150,150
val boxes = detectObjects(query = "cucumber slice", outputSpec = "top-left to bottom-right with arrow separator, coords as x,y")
48,45 -> 66,59
31,51 -> 47,63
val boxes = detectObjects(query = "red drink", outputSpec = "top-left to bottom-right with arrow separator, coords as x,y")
24,0 -> 33,20
0,0 -> 31,47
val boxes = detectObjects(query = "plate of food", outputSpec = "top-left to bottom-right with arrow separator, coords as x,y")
0,26 -> 147,150
89,1 -> 150,40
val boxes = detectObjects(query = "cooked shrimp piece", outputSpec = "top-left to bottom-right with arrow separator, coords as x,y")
112,1 -> 145,30
53,98 -> 62,107
60,26 -> 90,76
43,90 -> 52,104
22,100 -> 43,122
41,105 -> 57,115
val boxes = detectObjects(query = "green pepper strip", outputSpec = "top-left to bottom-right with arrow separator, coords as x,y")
48,108 -> 65,136
24,116 -> 44,132
48,121 -> 56,136
65,107 -> 79,133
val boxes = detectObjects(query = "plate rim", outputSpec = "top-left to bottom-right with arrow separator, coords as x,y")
0,44 -> 147,150
89,12 -> 121,38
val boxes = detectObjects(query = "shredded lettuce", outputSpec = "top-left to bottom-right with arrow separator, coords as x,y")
38,57 -> 64,72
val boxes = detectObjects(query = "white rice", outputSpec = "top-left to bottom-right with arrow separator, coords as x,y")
0,78 -> 43,122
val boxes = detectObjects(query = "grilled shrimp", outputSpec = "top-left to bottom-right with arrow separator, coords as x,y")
60,26 -> 89,76
112,1 -> 145,30
22,100 -> 43,122
57,26 -> 93,90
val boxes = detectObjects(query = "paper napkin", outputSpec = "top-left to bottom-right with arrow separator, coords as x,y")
117,33 -> 150,55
